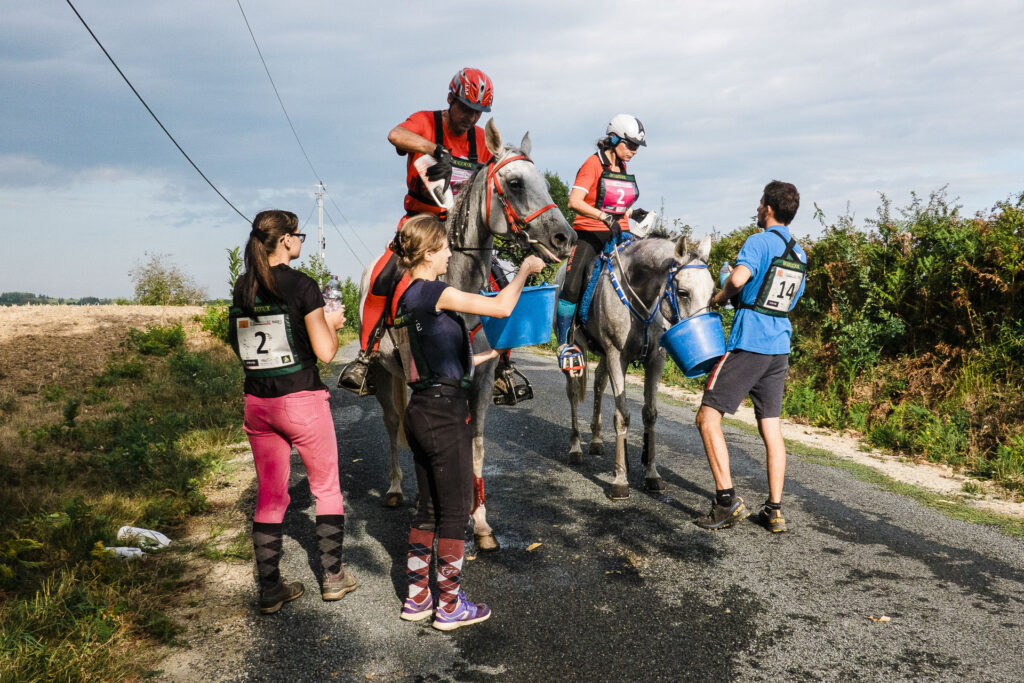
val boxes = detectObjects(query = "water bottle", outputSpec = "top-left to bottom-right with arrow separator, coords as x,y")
323,275 -> 344,314
719,263 -> 733,309
719,262 -> 732,288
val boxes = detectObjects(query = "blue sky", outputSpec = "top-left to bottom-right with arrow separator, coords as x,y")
3,1 -> 1023,298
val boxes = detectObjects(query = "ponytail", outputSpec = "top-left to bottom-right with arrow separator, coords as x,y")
237,210 -> 298,314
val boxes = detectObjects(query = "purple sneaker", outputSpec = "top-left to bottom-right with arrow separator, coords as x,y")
432,590 -> 491,631
401,592 -> 434,622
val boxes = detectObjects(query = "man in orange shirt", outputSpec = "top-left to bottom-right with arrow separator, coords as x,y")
340,69 -> 495,394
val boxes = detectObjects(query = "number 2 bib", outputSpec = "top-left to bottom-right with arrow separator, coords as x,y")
595,169 -> 639,216
229,301 -> 303,377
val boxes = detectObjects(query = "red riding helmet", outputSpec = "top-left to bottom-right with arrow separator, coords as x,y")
449,68 -> 494,112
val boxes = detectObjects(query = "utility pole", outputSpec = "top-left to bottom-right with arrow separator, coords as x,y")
315,182 -> 326,262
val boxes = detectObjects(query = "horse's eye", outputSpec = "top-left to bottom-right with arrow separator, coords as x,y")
678,291 -> 690,299
508,176 -> 523,190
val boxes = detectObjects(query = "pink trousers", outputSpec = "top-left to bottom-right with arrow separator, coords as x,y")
243,389 -> 344,524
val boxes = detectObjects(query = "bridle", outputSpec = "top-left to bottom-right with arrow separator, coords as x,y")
485,153 -> 558,235
604,241 -> 710,357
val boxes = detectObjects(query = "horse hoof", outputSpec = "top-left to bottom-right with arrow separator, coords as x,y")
645,477 -> 666,494
568,450 -> 583,466
588,442 -> 603,455
608,483 -> 630,500
475,533 -> 500,552
383,492 -> 404,508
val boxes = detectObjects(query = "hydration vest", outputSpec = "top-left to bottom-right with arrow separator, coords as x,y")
229,298 -> 314,377
594,152 -> 639,216
408,110 -> 480,208
739,229 -> 807,318
390,282 -> 474,391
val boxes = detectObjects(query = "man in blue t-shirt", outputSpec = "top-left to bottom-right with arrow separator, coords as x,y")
695,180 -> 807,533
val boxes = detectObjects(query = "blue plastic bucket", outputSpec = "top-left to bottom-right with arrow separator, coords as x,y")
479,284 -> 557,349
659,312 -> 726,378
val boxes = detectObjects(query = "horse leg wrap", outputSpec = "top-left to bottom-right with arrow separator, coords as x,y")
472,476 -> 486,513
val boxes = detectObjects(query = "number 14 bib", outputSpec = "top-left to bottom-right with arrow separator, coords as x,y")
743,230 -> 806,317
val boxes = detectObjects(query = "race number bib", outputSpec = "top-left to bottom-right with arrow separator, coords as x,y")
596,170 -> 639,215
234,314 -> 298,370
229,302 -> 304,377
756,262 -> 804,314
450,158 -> 476,196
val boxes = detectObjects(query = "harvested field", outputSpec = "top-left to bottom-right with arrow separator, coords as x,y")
0,305 -> 205,396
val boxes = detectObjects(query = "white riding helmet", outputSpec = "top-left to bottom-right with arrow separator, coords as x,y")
606,114 -> 647,147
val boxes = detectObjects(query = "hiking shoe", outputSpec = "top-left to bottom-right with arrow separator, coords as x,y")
694,497 -> 749,530
259,579 -> 304,614
401,592 -> 435,622
432,590 -> 491,631
321,568 -> 358,601
557,344 -> 586,376
758,504 -> 787,533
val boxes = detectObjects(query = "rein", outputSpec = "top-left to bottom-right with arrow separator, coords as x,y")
604,243 -> 709,357
451,151 -> 559,254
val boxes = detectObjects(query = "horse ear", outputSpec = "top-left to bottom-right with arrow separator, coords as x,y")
519,131 -> 532,157
697,235 -> 712,262
674,235 -> 690,260
485,118 -> 502,156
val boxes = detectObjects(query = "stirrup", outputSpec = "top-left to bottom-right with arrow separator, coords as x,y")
558,344 -> 586,377
493,362 -> 534,406
338,354 -> 376,396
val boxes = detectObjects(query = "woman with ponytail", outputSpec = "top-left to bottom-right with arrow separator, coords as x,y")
391,214 -> 544,631
229,209 -> 357,614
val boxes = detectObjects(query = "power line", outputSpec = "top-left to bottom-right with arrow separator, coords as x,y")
325,205 -> 366,270
323,189 -> 374,257
300,198 -> 317,231
235,1 -> 375,266
64,0 -> 250,224
235,0 -> 321,182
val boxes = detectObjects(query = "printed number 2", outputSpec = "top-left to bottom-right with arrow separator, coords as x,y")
615,188 -> 626,205
255,331 -> 269,354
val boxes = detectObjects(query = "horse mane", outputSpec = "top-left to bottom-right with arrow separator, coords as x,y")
447,145 -> 518,248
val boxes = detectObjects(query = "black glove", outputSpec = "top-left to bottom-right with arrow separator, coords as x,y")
630,208 -> 649,224
425,144 -> 453,189
601,212 -> 622,240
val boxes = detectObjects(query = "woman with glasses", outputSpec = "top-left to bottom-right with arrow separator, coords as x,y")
229,209 -> 357,614
554,114 -> 651,372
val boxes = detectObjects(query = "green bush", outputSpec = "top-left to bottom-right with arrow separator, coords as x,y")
129,253 -> 206,306
198,304 -> 230,342
125,324 -> 185,356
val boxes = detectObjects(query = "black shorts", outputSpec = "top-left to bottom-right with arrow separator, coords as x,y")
701,350 -> 789,420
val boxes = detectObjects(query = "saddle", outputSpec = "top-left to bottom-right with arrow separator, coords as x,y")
361,250 -> 412,353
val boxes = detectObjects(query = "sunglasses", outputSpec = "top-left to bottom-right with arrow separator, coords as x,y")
289,233 -> 307,243
622,140 -> 639,152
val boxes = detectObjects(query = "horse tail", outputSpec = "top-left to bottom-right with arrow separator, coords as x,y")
393,373 -> 409,449
568,363 -> 588,406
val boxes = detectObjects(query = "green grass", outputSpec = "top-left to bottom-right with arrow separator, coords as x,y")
0,323 -> 246,679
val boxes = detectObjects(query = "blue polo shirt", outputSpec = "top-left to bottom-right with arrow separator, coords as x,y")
727,225 -> 807,355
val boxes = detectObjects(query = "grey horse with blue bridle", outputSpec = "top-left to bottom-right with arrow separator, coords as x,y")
557,234 -> 714,499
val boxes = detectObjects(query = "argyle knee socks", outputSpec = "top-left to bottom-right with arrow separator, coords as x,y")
316,514 -> 345,575
406,527 -> 435,602
252,521 -> 283,590
436,537 -> 465,613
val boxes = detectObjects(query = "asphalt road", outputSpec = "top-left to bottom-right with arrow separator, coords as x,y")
219,346 -> 1023,682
